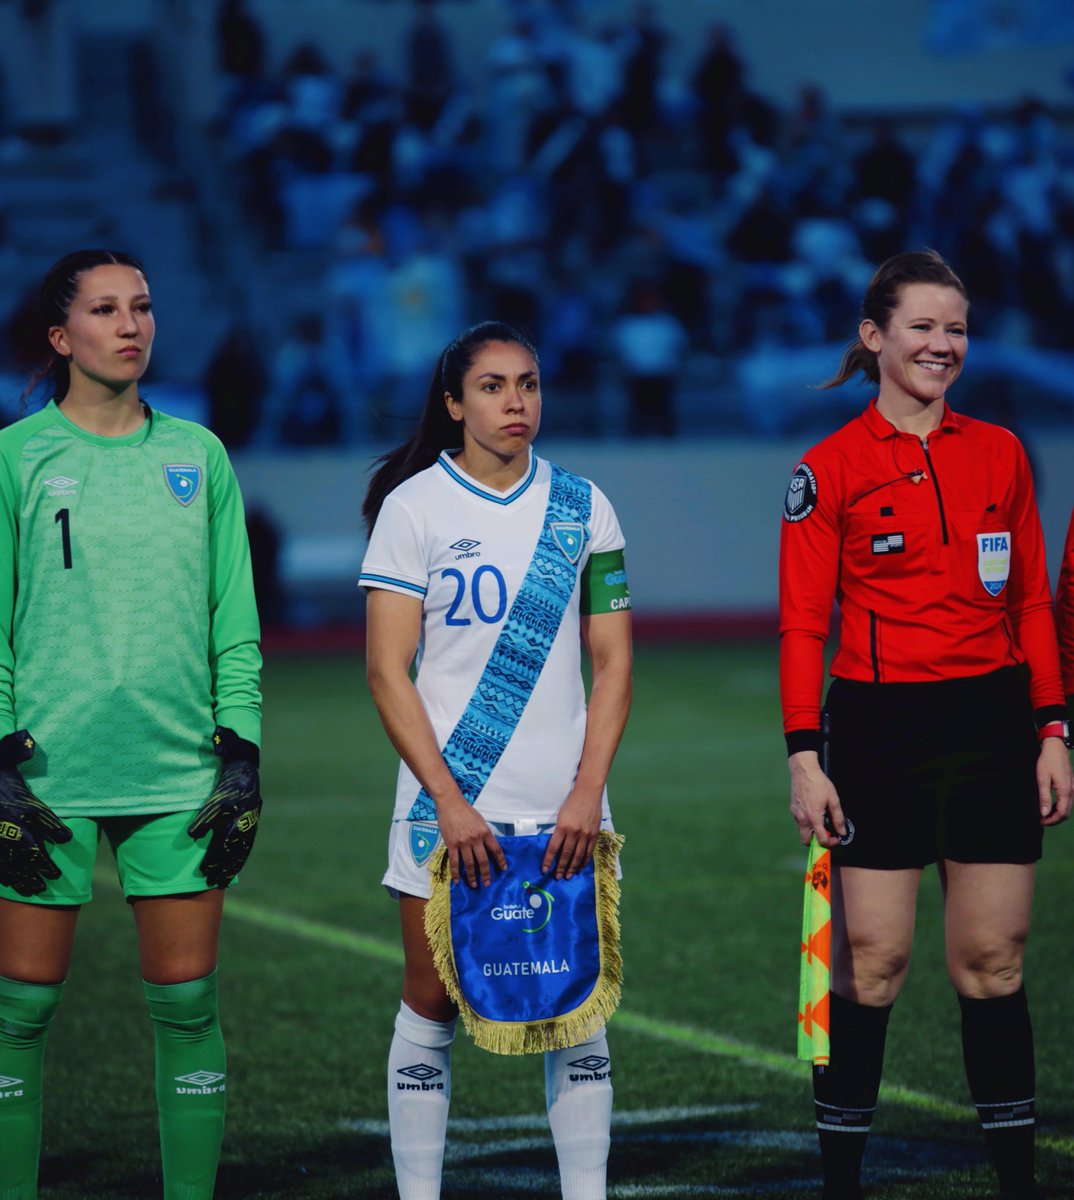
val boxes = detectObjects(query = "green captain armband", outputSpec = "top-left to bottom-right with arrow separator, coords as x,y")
581,549 -> 631,615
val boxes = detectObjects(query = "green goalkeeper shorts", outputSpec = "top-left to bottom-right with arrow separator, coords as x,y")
0,810 -> 216,905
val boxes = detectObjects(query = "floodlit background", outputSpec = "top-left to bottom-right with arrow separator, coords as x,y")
2,0 -> 1074,630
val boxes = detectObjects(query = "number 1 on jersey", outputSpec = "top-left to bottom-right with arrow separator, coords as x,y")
55,508 -> 72,570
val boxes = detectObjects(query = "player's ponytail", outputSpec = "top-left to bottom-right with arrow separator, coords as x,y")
362,320 -> 538,535
818,248 -> 967,389
21,248 -> 148,406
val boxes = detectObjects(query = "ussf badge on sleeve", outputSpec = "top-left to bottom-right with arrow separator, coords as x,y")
784,463 -> 817,523
424,831 -> 625,1055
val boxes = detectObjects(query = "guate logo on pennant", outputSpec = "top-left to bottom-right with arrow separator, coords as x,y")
550,522 -> 586,564
163,465 -> 202,507
977,531 -> 1011,596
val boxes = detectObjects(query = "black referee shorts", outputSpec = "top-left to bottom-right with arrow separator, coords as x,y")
823,666 -> 1043,870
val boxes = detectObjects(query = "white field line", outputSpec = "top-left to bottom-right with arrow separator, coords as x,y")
220,893 -> 1074,1154
339,1103 -> 759,1138
92,874 -> 1074,1157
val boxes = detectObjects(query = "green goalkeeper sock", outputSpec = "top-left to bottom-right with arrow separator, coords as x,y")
0,975 -> 64,1200
144,971 -> 226,1200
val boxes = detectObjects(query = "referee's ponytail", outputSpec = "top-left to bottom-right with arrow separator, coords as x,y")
819,249 -> 967,389
362,320 -> 537,535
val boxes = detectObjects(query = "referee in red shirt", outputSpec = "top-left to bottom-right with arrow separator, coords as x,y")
780,250 -> 1072,1200
1053,512 -> 1074,708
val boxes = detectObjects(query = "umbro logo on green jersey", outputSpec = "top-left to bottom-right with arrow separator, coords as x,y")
44,476 -> 78,497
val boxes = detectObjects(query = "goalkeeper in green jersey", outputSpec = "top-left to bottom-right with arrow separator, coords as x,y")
0,250 -> 263,1200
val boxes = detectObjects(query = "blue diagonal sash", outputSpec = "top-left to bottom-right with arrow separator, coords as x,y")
408,464 -> 592,821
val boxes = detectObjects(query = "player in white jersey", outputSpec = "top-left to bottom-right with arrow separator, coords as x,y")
361,321 -> 632,1200
0,251 -> 262,1200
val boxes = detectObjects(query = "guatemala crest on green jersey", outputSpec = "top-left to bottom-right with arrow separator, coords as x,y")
163,464 -> 202,506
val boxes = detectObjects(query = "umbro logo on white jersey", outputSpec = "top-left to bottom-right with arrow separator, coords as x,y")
44,476 -> 78,497
450,538 -> 482,560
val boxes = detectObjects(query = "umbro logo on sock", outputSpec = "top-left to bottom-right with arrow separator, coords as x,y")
567,1055 -> 610,1082
397,1063 -> 445,1091
174,1070 -> 226,1095
0,1074 -> 24,1099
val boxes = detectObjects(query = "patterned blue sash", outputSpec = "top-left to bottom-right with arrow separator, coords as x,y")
408,463 -> 593,821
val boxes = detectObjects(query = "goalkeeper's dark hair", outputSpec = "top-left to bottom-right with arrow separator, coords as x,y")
819,248 -> 968,389
362,320 -> 538,535
23,248 -> 148,404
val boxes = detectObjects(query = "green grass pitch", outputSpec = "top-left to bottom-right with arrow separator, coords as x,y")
34,644 -> 1074,1197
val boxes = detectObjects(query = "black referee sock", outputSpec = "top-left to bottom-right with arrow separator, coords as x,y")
959,986 -> 1036,1199
813,991 -> 893,1200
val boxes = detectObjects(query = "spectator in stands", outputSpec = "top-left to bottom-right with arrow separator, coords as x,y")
852,119 -> 917,214
404,0 -> 456,130
215,0 -> 266,86
609,279 -> 688,437
620,1 -> 669,145
691,23 -> 746,176
203,320 -> 268,450
262,313 -> 344,446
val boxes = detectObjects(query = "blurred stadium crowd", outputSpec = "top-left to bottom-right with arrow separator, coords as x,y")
1,0 -> 1074,444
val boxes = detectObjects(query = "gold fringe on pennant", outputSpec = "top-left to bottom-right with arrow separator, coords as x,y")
424,830 -> 626,1055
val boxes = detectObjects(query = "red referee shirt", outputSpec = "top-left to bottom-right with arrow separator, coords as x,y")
780,399 -> 1064,750
1054,508 -> 1074,697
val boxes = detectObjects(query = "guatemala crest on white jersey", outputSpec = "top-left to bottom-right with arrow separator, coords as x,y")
976,531 -> 1011,596
549,521 -> 587,564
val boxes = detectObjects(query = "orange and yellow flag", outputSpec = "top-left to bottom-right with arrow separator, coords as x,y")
797,836 -> 831,1064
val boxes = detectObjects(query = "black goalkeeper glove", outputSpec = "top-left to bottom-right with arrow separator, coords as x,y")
187,726 -> 262,889
0,730 -> 72,897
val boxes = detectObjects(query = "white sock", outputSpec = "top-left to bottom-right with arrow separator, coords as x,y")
545,1028 -> 613,1200
387,1001 -> 456,1200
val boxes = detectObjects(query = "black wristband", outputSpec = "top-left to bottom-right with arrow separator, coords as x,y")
212,726 -> 260,768
785,729 -> 822,757
1034,704 -> 1067,730
0,730 -> 35,770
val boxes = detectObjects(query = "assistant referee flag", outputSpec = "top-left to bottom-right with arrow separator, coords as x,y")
798,836 -> 831,1065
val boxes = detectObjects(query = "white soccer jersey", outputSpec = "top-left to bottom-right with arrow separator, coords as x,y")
360,449 -> 625,822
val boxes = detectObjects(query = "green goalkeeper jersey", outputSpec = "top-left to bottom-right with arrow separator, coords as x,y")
0,400 -> 262,817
